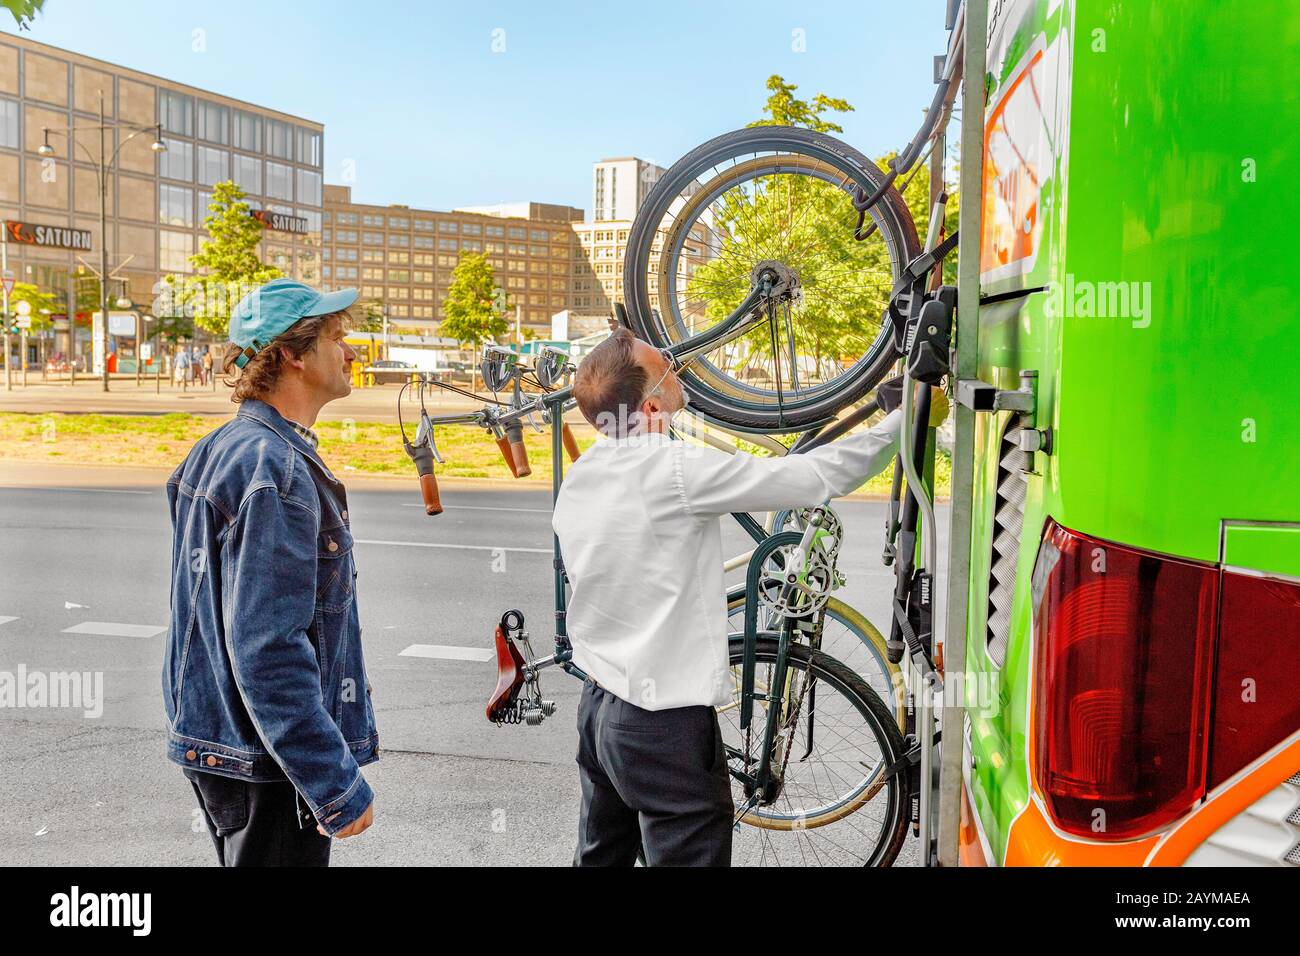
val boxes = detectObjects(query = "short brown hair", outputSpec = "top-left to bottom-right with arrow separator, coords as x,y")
221,309 -> 352,403
573,327 -> 650,436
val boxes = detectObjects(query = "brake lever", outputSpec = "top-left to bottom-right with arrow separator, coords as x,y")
414,411 -> 443,464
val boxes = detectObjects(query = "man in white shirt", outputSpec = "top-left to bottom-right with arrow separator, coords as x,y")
553,327 -> 946,866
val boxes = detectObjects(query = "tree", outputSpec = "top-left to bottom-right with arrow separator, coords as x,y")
1,0 -> 44,29
352,299 -> 385,363
160,180 -> 282,337
439,251 -> 507,348
355,299 -> 384,334
7,282 -> 59,335
4,281 -> 58,369
748,75 -> 854,133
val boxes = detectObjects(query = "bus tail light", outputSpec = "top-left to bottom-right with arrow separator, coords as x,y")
1031,521 -> 1218,839
1210,568 -> 1300,787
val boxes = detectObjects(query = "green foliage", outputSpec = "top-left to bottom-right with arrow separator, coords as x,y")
154,314 -> 195,344
439,251 -> 507,347
160,181 -> 282,336
689,172 -> 896,370
686,79 -> 959,374
354,299 -> 384,334
748,75 -> 854,133
1,0 -> 43,28
6,282 -> 60,332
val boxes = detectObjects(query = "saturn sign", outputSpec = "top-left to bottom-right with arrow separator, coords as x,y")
4,220 -> 93,251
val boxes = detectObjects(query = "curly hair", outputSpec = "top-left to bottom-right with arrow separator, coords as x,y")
221,309 -> 353,403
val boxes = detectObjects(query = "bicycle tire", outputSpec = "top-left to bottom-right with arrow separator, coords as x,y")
723,637 -> 911,867
726,589 -> 904,728
624,125 -> 921,433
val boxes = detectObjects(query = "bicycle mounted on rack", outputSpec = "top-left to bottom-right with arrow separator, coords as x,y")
395,8 -> 966,862
393,227 -> 957,862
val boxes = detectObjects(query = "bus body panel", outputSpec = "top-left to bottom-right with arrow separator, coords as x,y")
964,0 -> 1300,865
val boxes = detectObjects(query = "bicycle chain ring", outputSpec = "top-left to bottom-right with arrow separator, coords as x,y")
755,543 -> 836,619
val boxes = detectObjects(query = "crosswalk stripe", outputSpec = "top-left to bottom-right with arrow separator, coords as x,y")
398,644 -> 494,662
61,622 -> 166,638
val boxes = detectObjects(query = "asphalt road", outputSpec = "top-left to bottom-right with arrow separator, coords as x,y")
0,462 -> 948,866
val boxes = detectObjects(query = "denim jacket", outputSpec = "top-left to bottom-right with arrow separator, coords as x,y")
163,398 -> 378,834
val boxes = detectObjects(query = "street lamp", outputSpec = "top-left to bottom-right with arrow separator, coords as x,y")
40,93 -> 164,393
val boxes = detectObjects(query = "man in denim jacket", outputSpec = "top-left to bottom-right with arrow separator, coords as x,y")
164,279 -> 378,866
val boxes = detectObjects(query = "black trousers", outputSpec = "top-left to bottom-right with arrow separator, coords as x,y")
185,768 -> 331,867
574,679 -> 734,866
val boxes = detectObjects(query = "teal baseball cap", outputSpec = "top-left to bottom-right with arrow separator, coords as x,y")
229,278 -> 359,369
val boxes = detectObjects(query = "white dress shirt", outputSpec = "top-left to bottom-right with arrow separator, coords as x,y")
552,410 -> 901,711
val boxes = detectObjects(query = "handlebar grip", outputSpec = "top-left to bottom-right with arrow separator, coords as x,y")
405,439 -> 442,516
561,423 -> 581,462
419,472 -> 443,516
495,436 -> 520,478
510,438 -> 532,478
505,422 -> 531,478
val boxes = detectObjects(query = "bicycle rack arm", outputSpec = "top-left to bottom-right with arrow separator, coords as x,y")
933,0 -> 988,869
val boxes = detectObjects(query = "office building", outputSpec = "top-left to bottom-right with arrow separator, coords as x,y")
322,184 -> 583,338
0,35 -> 324,365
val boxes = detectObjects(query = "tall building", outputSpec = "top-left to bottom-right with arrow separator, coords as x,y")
568,220 -> 632,315
0,34 -> 324,365
322,184 -> 583,338
591,157 -> 664,222
573,158 -> 709,327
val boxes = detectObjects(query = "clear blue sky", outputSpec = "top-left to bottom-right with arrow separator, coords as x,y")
6,0 -> 952,215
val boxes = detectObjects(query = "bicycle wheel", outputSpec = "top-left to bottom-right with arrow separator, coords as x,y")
721,638 -> 911,866
726,590 -> 904,729
624,125 -> 921,433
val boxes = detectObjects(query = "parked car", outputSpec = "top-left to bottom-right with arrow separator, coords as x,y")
365,360 -> 418,384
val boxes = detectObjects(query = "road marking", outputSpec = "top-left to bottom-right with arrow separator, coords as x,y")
0,615 -> 17,627
10,487 -> 154,496
354,538 -> 550,554
399,644 -> 494,662
400,503 -> 551,514
61,622 -> 166,638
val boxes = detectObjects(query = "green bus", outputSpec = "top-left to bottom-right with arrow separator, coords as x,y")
956,0 -> 1300,866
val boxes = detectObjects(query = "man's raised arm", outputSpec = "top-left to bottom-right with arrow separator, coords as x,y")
678,410 -> 903,517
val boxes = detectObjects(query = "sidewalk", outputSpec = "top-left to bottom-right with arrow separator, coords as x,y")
0,376 -> 480,422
